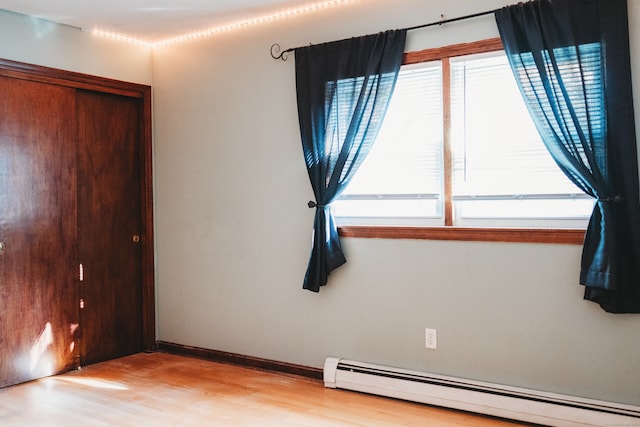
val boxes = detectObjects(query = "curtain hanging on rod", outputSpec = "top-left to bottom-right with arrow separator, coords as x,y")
496,0 -> 640,313
296,30 -> 406,292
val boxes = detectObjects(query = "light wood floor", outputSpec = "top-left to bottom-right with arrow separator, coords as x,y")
0,352 -> 536,426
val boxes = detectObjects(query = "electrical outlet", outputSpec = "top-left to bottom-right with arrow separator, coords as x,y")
425,328 -> 437,349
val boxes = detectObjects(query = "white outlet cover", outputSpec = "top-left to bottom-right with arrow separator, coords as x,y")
425,328 -> 437,349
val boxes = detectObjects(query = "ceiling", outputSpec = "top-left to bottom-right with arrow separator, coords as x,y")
0,0 -> 332,43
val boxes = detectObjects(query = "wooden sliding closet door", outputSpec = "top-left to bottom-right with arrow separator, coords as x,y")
77,90 -> 143,366
0,58 -> 154,388
0,77 -> 79,388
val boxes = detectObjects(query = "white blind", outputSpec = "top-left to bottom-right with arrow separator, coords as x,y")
334,49 -> 594,227
342,61 -> 443,196
450,52 -> 584,198
335,62 -> 443,222
515,42 -> 604,188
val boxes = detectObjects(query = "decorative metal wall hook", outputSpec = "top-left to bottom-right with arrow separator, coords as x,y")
270,43 -> 294,61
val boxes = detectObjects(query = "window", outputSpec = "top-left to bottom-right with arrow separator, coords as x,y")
333,38 -> 593,242
334,61 -> 444,226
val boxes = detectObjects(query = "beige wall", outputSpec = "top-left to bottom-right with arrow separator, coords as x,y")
1,0 -> 638,407
0,10 -> 152,84
152,0 -> 640,406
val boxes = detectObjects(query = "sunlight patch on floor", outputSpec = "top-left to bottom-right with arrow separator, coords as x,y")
50,376 -> 129,391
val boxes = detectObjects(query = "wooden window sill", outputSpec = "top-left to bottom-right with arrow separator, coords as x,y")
338,226 -> 585,245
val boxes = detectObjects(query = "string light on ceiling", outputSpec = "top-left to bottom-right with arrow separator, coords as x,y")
90,0 -> 356,47
89,29 -> 152,46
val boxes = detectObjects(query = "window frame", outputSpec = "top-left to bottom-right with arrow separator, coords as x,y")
337,37 -> 587,245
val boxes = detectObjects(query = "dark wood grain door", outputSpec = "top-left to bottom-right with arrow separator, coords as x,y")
77,90 -> 143,365
0,77 -> 79,388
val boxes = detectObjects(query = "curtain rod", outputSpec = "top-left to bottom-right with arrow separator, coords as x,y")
270,8 -> 500,60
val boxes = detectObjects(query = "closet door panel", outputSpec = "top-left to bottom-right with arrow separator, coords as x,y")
0,77 -> 78,388
77,90 -> 142,365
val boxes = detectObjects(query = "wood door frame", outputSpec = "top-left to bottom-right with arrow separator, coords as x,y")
0,58 -> 156,351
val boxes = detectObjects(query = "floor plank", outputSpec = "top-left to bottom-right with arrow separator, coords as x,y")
0,352 -> 536,426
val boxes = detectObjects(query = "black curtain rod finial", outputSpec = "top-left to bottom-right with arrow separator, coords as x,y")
270,43 -> 294,61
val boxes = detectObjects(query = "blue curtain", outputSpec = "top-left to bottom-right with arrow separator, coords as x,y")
496,0 -> 640,312
295,30 -> 406,292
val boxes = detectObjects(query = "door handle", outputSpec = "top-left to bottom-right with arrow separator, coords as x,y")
0,242 -> 4,254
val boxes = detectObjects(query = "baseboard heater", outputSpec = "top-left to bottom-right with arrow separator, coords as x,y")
324,357 -> 640,427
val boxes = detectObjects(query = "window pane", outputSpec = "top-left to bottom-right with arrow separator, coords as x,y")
334,61 -> 444,224
450,52 -> 583,196
450,52 -> 593,226
455,198 -> 595,228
